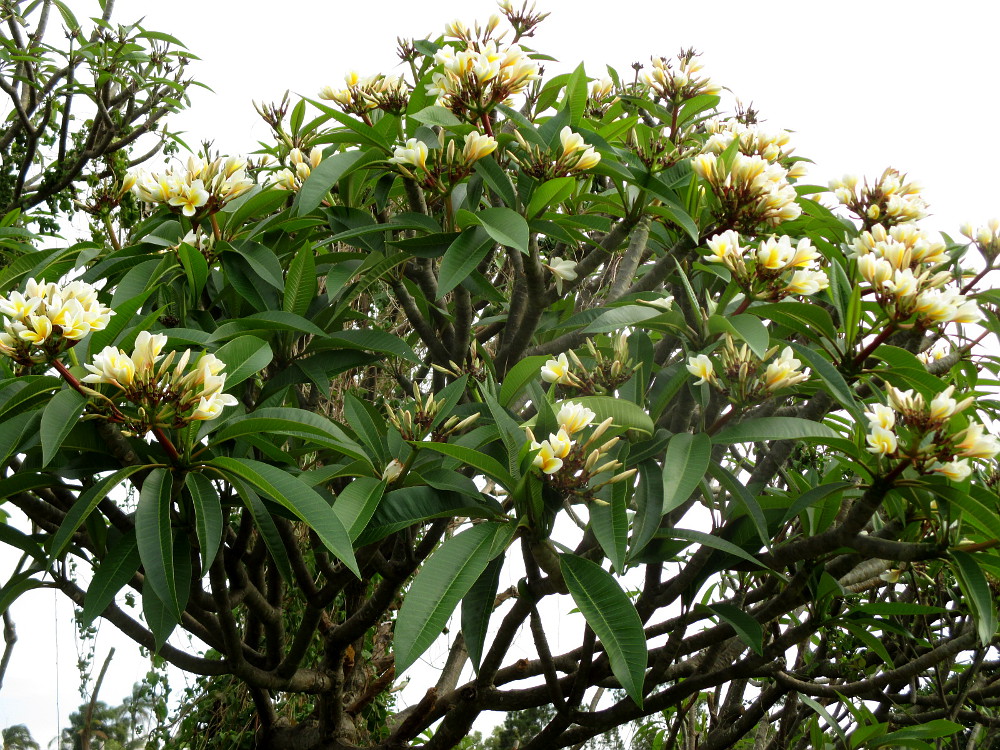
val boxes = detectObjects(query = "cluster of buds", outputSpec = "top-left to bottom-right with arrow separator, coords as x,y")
853,224 -> 981,327
82,331 -> 238,432
639,50 -> 720,102
496,0 -> 549,40
513,126 -> 601,180
319,72 -> 410,118
704,230 -> 828,299
587,77 -> 616,117
702,117 -> 806,178
691,151 -> 801,230
687,340 -> 810,403
386,383 -> 479,441
274,148 -> 323,192
131,156 -> 255,218
427,34 -> 541,119
830,169 -> 927,229
540,335 -> 635,395
0,278 -> 113,365
864,384 -> 999,481
960,219 -> 1000,262
388,131 -> 498,194
527,402 -> 632,493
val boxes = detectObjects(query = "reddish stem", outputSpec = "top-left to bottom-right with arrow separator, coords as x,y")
480,112 -> 494,138
851,322 -> 898,370
153,426 -> 182,463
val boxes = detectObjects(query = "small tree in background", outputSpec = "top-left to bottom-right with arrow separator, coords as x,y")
2,3 -> 1000,749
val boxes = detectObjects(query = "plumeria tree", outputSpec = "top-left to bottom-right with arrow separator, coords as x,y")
3,3 -> 1000,749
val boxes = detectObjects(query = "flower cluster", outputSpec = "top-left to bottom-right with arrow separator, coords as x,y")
0,278 -> 113,364
863,385 -> 999,481
388,131 -> 498,193
686,341 -> 810,403
83,331 -> 238,430
427,34 -> 540,118
691,151 -> 801,230
540,335 -> 635,395
131,156 -> 255,218
274,147 -> 323,192
528,402 -> 630,492
514,126 -> 601,180
319,72 -> 409,117
703,117 -> 806,178
830,169 -> 927,229
640,50 -> 720,101
960,218 -> 1000,261
703,230 -> 828,299
853,224 -> 981,326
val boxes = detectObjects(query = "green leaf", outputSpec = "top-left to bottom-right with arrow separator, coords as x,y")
458,207 -> 530,255
210,311 -> 326,341
474,158 -> 517,208
499,355 -> 551,407
709,464 -> 768,547
591,481 -> 628,574
951,550 -> 997,645
667,528 -> 763,569
712,417 -> 838,445
178,242 -> 209,299
284,244 -> 317,317
779,481 -> 854,525
357,486 -> 500,545
748,301 -> 838,345
186,473 -> 223,570
210,457 -> 359,576
526,177 -> 575,219
81,530 -> 140,626
437,226 -> 493,298
708,603 -> 763,655
332,477 -> 385,541
48,465 -> 148,559
661,432 -> 711,515
872,720 -> 963,746
136,469 -> 180,620
560,553 -> 647,707
709,314 -> 769,360
417,441 -> 515,490
789,342 -> 862,419
39,388 -> 87,467
142,584 -> 178,653
296,149 -> 378,214
798,693 -> 847,747
410,105 -> 463,128
395,522 -> 510,673
462,555 -> 503,673
629,460 -> 663,559
213,336 -> 273,390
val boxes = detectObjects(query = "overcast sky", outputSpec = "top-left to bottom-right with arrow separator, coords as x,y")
3,0 -> 1000,744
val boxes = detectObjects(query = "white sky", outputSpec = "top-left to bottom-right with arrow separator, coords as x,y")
3,0 -> 1000,744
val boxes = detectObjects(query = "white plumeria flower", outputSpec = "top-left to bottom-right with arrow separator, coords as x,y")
556,402 -> 596,435
540,353 -> 573,385
866,426 -> 898,456
705,230 -> 741,266
191,392 -> 239,421
763,347 -> 808,391
382,459 -> 405,483
462,132 -> 498,164
933,459 -> 972,482
83,346 -> 137,387
132,331 -> 168,372
865,404 -> 895,431
955,424 -> 1000,460
686,354 -> 716,385
389,139 -> 429,171
928,386 -> 973,425
545,257 -> 577,293
886,385 -> 924,416
783,269 -> 829,296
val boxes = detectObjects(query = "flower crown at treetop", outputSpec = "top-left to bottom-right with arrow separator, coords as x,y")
130,155 -> 255,218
